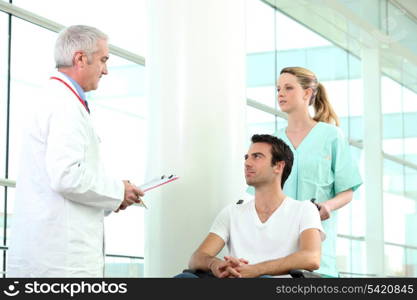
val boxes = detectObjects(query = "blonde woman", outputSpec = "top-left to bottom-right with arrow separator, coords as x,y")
276,67 -> 362,277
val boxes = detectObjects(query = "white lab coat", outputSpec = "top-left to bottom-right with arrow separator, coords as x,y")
7,72 -> 124,277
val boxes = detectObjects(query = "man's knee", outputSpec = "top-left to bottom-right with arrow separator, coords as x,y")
174,271 -> 200,278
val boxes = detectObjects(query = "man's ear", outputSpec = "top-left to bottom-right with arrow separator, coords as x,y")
274,161 -> 285,174
73,51 -> 86,68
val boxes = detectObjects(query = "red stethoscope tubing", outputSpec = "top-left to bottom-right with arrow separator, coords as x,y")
50,76 -> 90,113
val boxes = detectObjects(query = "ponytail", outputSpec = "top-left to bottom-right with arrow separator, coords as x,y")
313,83 -> 340,126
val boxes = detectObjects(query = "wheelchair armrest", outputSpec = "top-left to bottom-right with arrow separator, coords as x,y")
289,269 -> 322,278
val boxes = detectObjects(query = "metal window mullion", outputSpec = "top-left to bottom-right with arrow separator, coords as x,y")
105,254 -> 144,260
2,3 -> 12,277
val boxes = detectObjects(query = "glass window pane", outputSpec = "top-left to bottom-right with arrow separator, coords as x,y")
338,148 -> 365,238
350,240 -> 367,277
384,159 -> 404,199
275,10 -> 331,51
246,106 -> 281,140
5,187 -> 15,245
405,167 -> 417,201
404,138 -> 417,166
246,0 -> 275,54
9,18 -> 57,181
89,57 -> 146,182
403,83 -> 417,167
324,80 -> 349,118
13,0 -> 147,56
385,245 -> 405,277
105,256 -> 144,278
381,76 -> 404,163
339,0 -> 380,28
336,237 -> 352,276
405,248 -> 417,277
387,1 -> 417,55
325,78 -> 364,141
1,250 -> 4,277
384,179 -> 416,245
337,238 -> 367,277
351,148 -> 365,238
403,84 -> 417,113
246,86 -> 276,109
246,0 -> 276,112
1,187 -> 4,247
404,200 -> 417,248
384,138 -> 417,166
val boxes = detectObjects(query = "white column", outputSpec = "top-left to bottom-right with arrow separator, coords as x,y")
145,0 -> 247,277
362,46 -> 385,276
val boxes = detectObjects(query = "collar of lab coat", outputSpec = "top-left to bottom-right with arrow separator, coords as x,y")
50,71 -> 90,117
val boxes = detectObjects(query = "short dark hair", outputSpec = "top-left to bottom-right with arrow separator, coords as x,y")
251,134 -> 293,188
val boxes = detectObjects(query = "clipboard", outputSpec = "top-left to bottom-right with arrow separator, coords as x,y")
140,175 -> 179,192
135,175 -> 179,208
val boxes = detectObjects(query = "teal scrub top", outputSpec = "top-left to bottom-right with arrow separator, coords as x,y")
247,122 -> 362,277
279,122 -> 362,277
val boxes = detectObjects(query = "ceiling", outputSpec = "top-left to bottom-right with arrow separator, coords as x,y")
394,0 -> 417,21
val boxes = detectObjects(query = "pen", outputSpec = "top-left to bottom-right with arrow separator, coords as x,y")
139,200 -> 148,209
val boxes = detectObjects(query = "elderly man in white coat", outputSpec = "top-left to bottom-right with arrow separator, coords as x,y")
7,25 -> 143,277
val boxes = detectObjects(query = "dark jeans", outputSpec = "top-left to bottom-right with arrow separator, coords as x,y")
174,270 -> 216,278
174,270 -> 273,278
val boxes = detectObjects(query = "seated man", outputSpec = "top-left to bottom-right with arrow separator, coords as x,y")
177,134 -> 325,278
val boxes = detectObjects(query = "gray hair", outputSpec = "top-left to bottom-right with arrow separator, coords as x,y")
54,25 -> 108,68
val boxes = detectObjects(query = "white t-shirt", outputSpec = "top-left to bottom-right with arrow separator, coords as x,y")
210,197 -> 325,265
